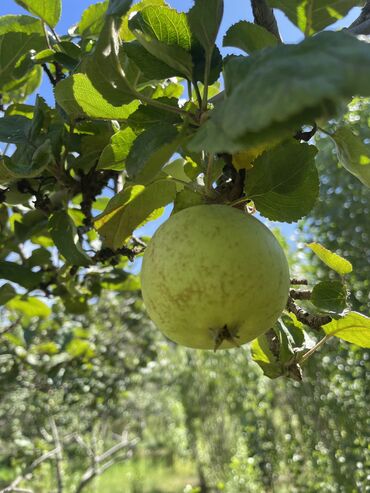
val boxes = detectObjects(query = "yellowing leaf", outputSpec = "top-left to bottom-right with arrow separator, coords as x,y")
323,312 -> 370,348
95,180 -> 176,250
307,242 -> 352,275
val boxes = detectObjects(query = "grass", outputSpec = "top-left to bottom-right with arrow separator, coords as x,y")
87,459 -> 198,493
1,459 -> 198,493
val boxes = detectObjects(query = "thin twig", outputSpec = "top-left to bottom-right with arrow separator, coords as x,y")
192,80 -> 203,109
42,64 -> 56,86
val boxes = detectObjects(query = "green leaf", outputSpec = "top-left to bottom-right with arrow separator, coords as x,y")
323,312 -> 370,348
95,179 -> 176,249
187,0 -> 223,52
2,140 -> 53,179
128,99 -> 182,128
0,115 -> 31,144
97,127 -> 137,171
245,140 -> 319,222
120,0 -> 165,42
311,280 -> 348,314
55,74 -> 139,120
66,338 -> 95,359
307,242 -> 353,275
126,124 -> 180,183
223,21 -> 278,54
1,65 -> 42,105
14,0 -> 61,27
14,210 -> 48,242
172,188 -> 204,214
270,0 -> 358,35
330,127 -> 370,188
250,335 -> 283,379
85,16 -> 137,106
0,31 -> 45,89
0,261 -> 43,290
0,14 -> 44,36
124,40 -> 179,80
190,32 -> 370,154
77,1 -> 108,38
129,6 -> 194,79
49,211 -> 91,266
7,296 -> 51,318
0,283 -> 17,305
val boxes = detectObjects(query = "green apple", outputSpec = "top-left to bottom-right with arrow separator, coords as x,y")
141,204 -> 290,350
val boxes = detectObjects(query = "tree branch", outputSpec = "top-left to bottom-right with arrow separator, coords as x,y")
286,297 -> 331,330
49,417 -> 64,493
74,438 -> 138,493
346,1 -> 370,35
289,289 -> 311,300
0,448 -> 59,493
251,0 -> 282,41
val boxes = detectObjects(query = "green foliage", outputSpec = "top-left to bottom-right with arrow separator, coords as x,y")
14,0 -> 62,27
245,140 -> 319,222
322,311 -> 370,348
331,126 -> 370,187
223,21 -> 278,54
0,0 -> 369,384
308,242 -> 353,275
311,280 -> 348,314
269,0 -> 358,35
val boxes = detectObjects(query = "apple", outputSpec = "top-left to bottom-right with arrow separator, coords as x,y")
141,204 -> 290,350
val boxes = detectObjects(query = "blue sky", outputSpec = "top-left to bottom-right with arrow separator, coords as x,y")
0,1 -> 361,245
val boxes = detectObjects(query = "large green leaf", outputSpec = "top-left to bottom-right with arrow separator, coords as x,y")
269,0 -> 358,34
187,0 -> 223,53
124,40 -> 179,80
49,211 -> 91,266
85,13 -> 137,106
223,21 -> 278,54
14,0 -> 61,27
245,140 -> 319,222
331,127 -> 370,188
0,14 -> 44,36
311,280 -> 348,314
55,74 -> 139,120
7,296 -> 51,318
77,1 -> 108,38
0,261 -> 43,290
97,127 -> 137,171
126,124 -> 180,183
95,179 -> 176,249
1,65 -> 42,105
120,0 -> 165,42
323,312 -> 370,348
0,31 -> 45,89
307,242 -> 353,275
129,6 -> 194,79
190,32 -> 370,154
